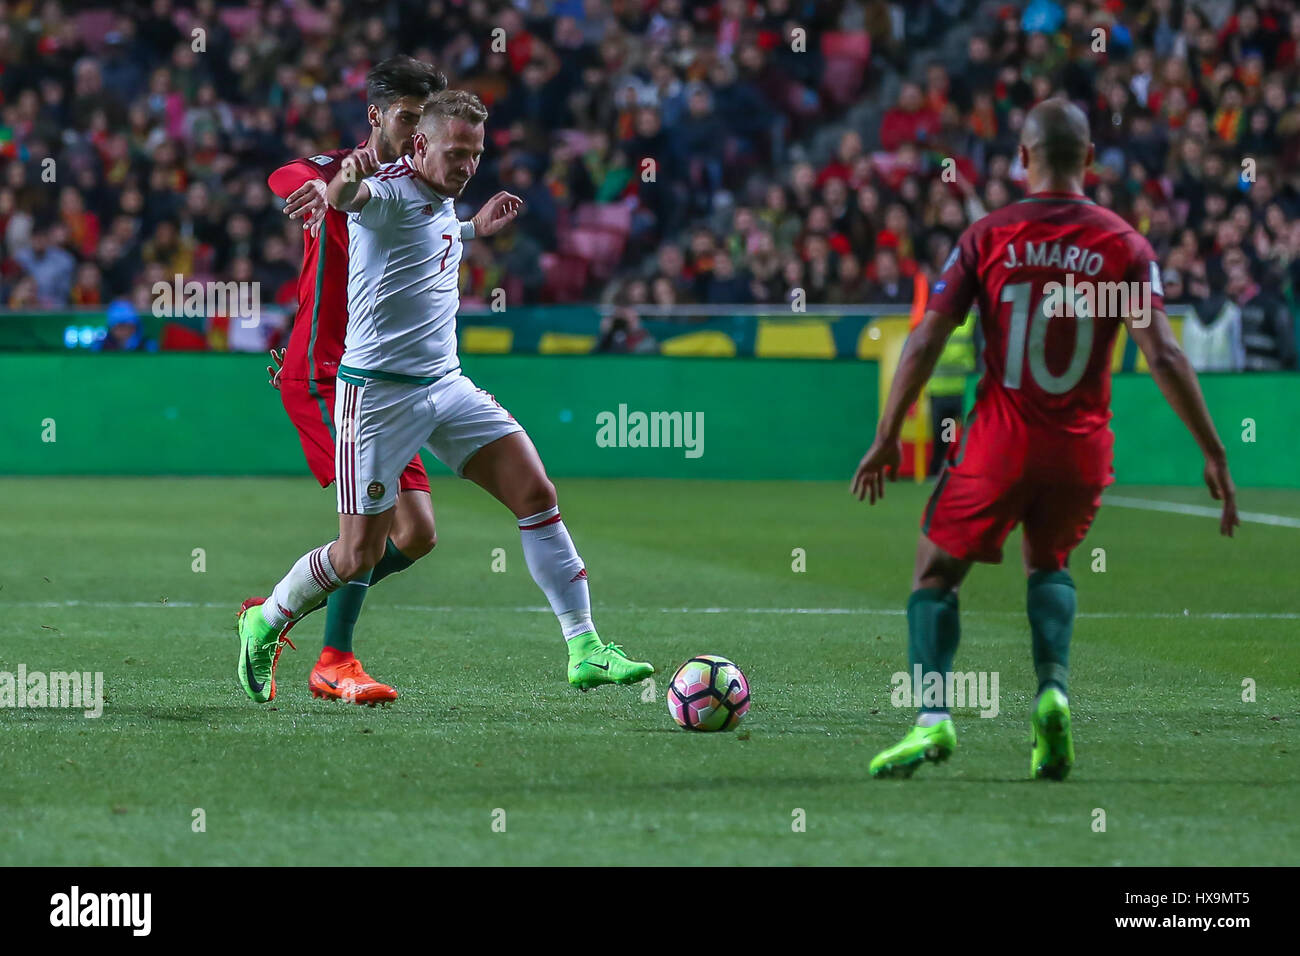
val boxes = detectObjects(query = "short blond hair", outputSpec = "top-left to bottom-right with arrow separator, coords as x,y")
420,89 -> 489,130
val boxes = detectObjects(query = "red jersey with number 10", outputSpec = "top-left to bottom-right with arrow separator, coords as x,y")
926,191 -> 1164,484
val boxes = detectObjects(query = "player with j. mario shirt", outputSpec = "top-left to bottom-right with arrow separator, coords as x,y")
851,98 -> 1238,780
250,57 -> 515,706
237,89 -> 653,699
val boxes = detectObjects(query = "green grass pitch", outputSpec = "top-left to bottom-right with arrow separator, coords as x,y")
3,476 -> 1297,865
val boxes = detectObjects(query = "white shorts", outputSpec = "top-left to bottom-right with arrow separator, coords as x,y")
333,368 -> 524,514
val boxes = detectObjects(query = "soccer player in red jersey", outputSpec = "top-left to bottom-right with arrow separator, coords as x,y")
851,99 -> 1239,779
248,57 -> 459,705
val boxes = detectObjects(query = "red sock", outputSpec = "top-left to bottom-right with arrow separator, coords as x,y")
318,647 -> 356,667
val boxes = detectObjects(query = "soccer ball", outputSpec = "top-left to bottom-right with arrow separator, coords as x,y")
667,655 -> 750,732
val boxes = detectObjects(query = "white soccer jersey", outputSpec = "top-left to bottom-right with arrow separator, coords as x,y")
341,155 -> 465,381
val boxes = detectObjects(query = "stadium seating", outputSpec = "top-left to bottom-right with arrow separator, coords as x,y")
0,0 -> 1294,369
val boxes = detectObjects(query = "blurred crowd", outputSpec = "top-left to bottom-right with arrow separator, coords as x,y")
0,0 -> 843,334
0,0 -> 1296,369
606,0 -> 1300,370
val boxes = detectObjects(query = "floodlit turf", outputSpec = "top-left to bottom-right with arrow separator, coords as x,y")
3,476 -> 1297,865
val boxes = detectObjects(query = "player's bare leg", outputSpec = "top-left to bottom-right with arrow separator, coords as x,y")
309,489 -> 437,698
870,534 -> 972,778
912,533 -> 973,592
461,432 -> 654,690
1022,536 -> 1076,780
390,489 -> 437,560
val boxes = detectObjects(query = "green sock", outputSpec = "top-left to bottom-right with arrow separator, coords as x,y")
370,538 -> 416,587
319,540 -> 419,653
906,587 -> 961,715
322,570 -> 372,653
1027,569 -> 1075,696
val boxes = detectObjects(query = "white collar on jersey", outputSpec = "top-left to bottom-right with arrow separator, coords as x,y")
399,154 -> 452,204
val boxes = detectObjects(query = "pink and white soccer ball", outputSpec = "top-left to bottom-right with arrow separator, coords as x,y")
667,655 -> 750,731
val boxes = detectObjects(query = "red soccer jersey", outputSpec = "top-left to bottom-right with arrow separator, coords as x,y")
267,148 -> 358,386
927,190 -> 1164,483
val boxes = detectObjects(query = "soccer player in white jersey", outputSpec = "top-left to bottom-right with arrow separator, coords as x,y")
235,90 -> 654,697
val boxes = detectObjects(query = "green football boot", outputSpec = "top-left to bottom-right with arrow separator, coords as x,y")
869,718 -> 957,778
567,633 -> 655,691
235,599 -> 293,704
1031,687 -> 1074,780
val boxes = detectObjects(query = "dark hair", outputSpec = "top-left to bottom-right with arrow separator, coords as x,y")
1021,97 -> 1090,175
366,56 -> 447,111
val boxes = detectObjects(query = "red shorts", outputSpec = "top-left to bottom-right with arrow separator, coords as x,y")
922,470 -> 1104,569
279,377 -> 430,494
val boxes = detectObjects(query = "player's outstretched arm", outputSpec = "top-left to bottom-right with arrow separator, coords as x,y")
268,160 -> 318,200
1125,307 -> 1240,536
470,191 -> 525,237
284,181 -> 328,236
326,146 -> 380,213
269,162 -> 328,237
851,308 -> 961,504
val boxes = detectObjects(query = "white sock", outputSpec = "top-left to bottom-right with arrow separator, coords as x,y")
517,506 -> 594,641
558,609 -> 595,642
916,711 -> 951,727
263,543 -> 343,630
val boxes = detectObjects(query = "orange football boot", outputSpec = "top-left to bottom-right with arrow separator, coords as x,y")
309,650 -> 398,706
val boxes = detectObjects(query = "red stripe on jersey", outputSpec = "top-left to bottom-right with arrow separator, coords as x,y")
309,546 -> 330,592
340,383 -> 350,513
342,383 -> 358,513
350,383 -> 360,513
348,383 -> 360,513
338,382 -> 348,512
519,514 -> 563,530
336,382 -> 350,512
